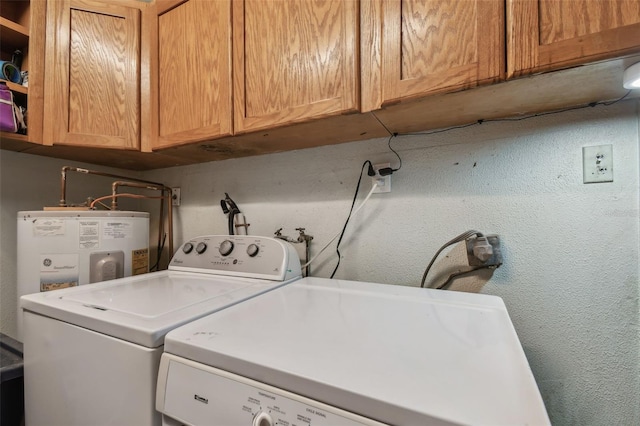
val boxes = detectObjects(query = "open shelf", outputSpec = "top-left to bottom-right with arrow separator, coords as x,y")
0,17 -> 29,52
1,0 -> 36,143
1,79 -> 27,95
0,131 -> 28,143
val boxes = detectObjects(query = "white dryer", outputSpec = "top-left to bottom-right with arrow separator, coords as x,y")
21,235 -> 301,426
157,277 -> 550,425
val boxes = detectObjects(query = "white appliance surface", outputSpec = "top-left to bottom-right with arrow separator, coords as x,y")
16,210 -> 150,340
22,271 -> 293,348
21,235 -> 301,348
162,277 -> 550,425
22,235 -> 302,426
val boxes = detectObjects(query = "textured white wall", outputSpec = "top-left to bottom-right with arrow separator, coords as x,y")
143,100 -> 640,425
0,100 -> 638,425
0,152 -> 142,339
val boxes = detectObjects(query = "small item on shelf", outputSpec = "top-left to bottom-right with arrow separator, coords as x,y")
0,82 -> 25,133
11,50 -> 23,70
21,71 -> 28,87
0,61 -> 22,84
15,105 -> 27,134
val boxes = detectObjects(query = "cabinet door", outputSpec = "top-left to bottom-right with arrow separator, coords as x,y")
153,0 -> 232,150
44,0 -> 140,149
233,0 -> 359,134
362,0 -> 504,112
508,0 -> 640,77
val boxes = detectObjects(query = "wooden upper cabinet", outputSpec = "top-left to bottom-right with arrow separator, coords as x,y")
44,0 -> 140,149
508,0 -> 640,77
232,0 -> 359,134
152,0 -> 232,150
362,0 -> 504,112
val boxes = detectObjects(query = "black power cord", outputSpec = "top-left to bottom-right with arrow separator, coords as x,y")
330,160 -> 376,279
376,134 -> 403,177
149,233 -> 167,272
402,90 -> 633,139
329,137 -> 406,278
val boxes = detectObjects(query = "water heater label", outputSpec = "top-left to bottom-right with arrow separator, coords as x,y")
103,221 -> 132,240
132,248 -> 149,275
33,219 -> 65,237
40,254 -> 79,291
79,221 -> 100,249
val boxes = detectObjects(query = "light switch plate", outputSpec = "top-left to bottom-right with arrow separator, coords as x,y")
582,145 -> 613,183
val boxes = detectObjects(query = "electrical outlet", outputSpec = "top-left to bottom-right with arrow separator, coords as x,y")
171,188 -> 181,206
583,145 -> 613,183
466,235 -> 502,267
372,163 -> 391,193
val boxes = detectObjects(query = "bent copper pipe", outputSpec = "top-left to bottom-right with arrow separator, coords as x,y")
59,166 -> 174,268
59,166 -> 165,207
111,181 -> 174,258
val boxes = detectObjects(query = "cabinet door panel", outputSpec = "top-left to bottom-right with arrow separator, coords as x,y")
234,0 -> 358,134
363,0 -> 503,112
400,0 -> 477,77
45,0 -> 140,149
154,0 -> 232,149
508,0 -> 640,77
539,0 -> 640,44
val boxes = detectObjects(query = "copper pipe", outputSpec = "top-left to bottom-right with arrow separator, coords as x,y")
111,181 -> 166,209
59,166 -> 174,269
111,181 -> 174,266
59,166 -> 165,207
164,187 -> 174,257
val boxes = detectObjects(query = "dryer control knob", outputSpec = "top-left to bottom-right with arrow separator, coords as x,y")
253,412 -> 273,426
182,242 -> 194,254
247,243 -> 260,257
195,242 -> 207,254
219,240 -> 234,256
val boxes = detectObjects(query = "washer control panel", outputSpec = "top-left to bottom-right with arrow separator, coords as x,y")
168,235 -> 301,281
157,354 -> 385,426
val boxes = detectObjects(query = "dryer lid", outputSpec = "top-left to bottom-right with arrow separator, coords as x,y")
163,277 -> 550,425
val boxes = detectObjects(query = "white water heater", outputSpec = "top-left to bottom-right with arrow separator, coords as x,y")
16,210 -> 150,340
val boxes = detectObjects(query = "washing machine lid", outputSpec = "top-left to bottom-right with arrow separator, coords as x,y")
20,270 -> 295,348
163,277 -> 550,426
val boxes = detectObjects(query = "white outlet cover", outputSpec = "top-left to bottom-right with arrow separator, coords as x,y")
582,145 -> 613,184
372,163 -> 391,193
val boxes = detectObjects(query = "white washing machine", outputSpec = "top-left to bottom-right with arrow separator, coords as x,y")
21,235 -> 301,426
157,278 -> 550,426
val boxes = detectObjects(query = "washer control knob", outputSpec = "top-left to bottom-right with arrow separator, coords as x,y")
195,242 -> 207,254
218,240 -> 234,256
182,242 -> 194,254
253,411 -> 273,426
247,243 -> 260,257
